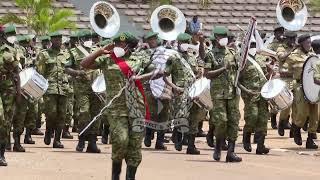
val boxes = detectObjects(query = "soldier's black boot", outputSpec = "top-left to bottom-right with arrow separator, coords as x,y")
76,135 -> 85,152
31,128 -> 44,135
196,121 -> 206,137
101,124 -> 109,144
186,134 -> 200,155
44,128 -> 52,145
283,119 -> 291,129
5,136 -> 11,151
255,132 -> 270,155
112,161 -> 122,180
174,131 -> 182,151
278,120 -> 285,136
226,141 -> 242,163
213,138 -> 222,161
271,113 -> 277,129
306,133 -> 318,149
62,125 -> 73,139
13,134 -> 25,152
242,132 -> 252,152
302,119 -> 309,132
206,125 -> 214,148
53,128 -> 64,148
155,131 -> 167,150
221,138 -> 228,151
292,123 -> 302,146
144,127 -> 152,147
24,129 -> 35,144
126,165 -> 137,180
0,144 -> 8,166
86,135 -> 101,153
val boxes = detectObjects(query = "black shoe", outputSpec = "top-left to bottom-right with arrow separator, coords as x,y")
255,132 -> 270,155
306,133 -> 318,149
86,135 -> 101,153
271,113 -> 277,129
24,129 -> 35,144
186,134 -> 200,155
243,132 -> 252,152
13,135 -> 25,152
53,128 -> 64,148
310,133 -> 317,140
76,135 -> 86,152
62,125 -> 73,139
144,128 -> 152,147
112,161 -> 122,180
213,138 -> 222,161
226,141 -> 242,163
283,120 -> 291,129
155,131 -> 167,150
31,128 -> 44,135
206,126 -> 215,148
126,165 -> 137,180
44,128 -> 52,145
0,144 -> 8,166
302,119 -> 309,132
221,139 -> 228,151
292,123 -> 302,146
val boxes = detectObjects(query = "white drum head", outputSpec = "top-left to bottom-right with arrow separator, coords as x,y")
20,68 -> 35,87
92,74 -> 106,93
302,56 -> 320,103
261,79 -> 286,99
188,78 -> 211,98
150,78 -> 166,98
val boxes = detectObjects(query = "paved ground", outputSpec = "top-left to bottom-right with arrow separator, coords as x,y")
1,120 -> 319,180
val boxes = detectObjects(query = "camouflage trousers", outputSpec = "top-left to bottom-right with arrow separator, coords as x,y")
242,97 -> 269,135
12,97 -> 36,136
210,96 -> 240,141
189,103 -> 207,135
0,80 -> 16,145
76,92 -> 102,136
43,94 -> 67,129
109,115 -> 143,167
292,84 -> 319,133
66,93 -> 74,126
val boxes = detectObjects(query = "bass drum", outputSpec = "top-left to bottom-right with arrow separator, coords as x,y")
302,55 -> 320,103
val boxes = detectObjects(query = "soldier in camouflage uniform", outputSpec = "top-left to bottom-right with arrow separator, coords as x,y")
0,25 -> 20,166
37,32 -> 71,149
276,32 -> 297,137
11,35 -> 38,152
286,34 -> 318,149
238,41 -> 270,155
81,32 -> 157,180
203,26 -> 242,162
65,30 -> 102,153
164,33 -> 205,155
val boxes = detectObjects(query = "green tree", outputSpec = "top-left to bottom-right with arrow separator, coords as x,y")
0,0 -> 76,35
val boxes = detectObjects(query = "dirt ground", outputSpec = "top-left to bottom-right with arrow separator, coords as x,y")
1,101 -> 320,180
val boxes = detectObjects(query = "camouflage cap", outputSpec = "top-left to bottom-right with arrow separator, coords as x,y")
49,31 -> 62,37
145,31 -> 158,40
177,33 -> 192,42
4,24 -> 16,34
212,26 -> 229,36
113,32 -> 138,44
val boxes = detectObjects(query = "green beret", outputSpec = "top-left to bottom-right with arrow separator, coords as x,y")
98,39 -> 113,46
113,32 -> 138,44
274,26 -> 284,33
213,26 -> 229,36
79,29 -> 91,38
39,36 -> 51,41
177,33 -> 192,42
210,35 -> 216,41
17,35 -> 32,43
49,31 -> 62,37
145,31 -> 158,40
4,24 -> 16,34
70,31 -> 78,38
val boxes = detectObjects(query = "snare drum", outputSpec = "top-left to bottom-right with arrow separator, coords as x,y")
261,79 -> 293,111
19,68 -> 49,100
188,77 -> 213,110
150,77 -> 172,100
91,74 -> 107,103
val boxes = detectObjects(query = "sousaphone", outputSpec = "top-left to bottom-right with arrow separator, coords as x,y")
90,1 -> 120,38
150,5 -> 186,41
276,0 -> 308,31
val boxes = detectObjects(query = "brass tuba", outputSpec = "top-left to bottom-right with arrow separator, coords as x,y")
89,1 -> 120,38
276,0 -> 308,31
150,5 -> 186,41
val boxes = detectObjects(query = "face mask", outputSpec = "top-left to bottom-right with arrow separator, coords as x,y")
6,36 -> 16,44
218,38 -> 228,47
180,43 -> 190,52
83,40 -> 93,48
248,48 -> 257,56
113,47 -> 126,58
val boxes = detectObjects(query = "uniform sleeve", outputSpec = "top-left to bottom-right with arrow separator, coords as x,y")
95,55 -> 108,69
204,51 -> 214,69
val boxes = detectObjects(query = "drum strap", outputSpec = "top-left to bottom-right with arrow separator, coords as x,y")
247,55 -> 267,80
177,53 -> 195,78
110,52 -> 151,121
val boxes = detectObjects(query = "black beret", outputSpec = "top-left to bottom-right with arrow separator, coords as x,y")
312,39 -> 320,49
274,26 -> 284,32
298,34 -> 310,44
284,31 -> 297,38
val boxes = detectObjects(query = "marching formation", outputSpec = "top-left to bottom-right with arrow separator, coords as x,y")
1,1 -> 320,180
